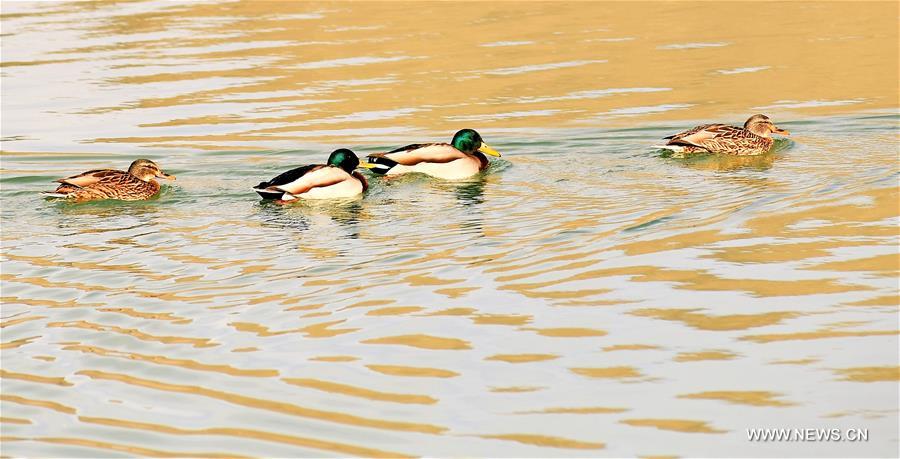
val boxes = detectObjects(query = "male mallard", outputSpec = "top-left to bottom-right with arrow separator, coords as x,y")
42,159 -> 174,202
657,114 -> 790,156
253,149 -> 375,201
366,128 -> 501,180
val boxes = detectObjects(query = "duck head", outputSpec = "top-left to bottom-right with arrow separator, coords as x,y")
128,159 -> 175,182
327,148 -> 376,173
745,114 -> 790,137
451,129 -> 501,157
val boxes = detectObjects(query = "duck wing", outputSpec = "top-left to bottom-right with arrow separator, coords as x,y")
385,143 -> 432,155
257,164 -> 320,187
55,169 -> 126,188
368,143 -> 467,166
254,164 -> 354,199
254,164 -> 321,198
665,124 -> 745,148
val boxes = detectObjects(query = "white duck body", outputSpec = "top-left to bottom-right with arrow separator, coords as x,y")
372,144 -> 489,180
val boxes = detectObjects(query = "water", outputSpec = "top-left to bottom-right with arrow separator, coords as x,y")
1,2 -> 898,457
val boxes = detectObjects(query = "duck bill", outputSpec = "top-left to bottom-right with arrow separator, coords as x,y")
773,127 -> 790,136
158,172 -> 176,180
478,143 -> 501,157
356,161 -> 378,169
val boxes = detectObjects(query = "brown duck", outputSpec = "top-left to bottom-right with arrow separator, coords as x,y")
42,159 -> 174,202
657,114 -> 790,156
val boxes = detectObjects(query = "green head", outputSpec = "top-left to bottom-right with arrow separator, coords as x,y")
451,129 -> 501,157
327,148 -> 360,173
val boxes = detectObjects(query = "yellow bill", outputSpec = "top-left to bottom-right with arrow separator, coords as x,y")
478,143 -> 501,157
357,161 -> 378,169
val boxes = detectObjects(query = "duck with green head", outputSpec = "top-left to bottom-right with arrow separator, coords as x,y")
253,149 -> 376,202
366,128 -> 501,180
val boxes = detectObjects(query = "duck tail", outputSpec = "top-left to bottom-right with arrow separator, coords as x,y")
41,191 -> 70,199
365,156 -> 397,175
253,185 -> 300,202
652,145 -> 684,152
253,184 -> 285,200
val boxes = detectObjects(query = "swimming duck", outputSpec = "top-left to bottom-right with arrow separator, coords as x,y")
253,149 -> 375,201
657,114 -> 790,156
42,159 -> 174,202
366,128 -> 501,180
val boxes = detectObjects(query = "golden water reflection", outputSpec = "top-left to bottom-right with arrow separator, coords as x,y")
1,2 -> 897,152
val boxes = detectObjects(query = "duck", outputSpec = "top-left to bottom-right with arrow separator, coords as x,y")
42,159 -> 174,202
253,148 -> 375,202
366,128 -> 501,180
656,114 -> 790,156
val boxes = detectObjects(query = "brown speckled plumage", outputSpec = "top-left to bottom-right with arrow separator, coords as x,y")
43,159 -> 173,202
662,114 -> 790,156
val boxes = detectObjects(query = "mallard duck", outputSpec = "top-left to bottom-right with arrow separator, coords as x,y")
366,128 -> 501,180
253,149 -> 375,201
42,159 -> 174,202
656,114 -> 790,156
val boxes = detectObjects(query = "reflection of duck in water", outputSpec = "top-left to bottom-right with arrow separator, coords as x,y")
253,149 -> 375,202
42,159 -> 175,202
673,152 -> 777,172
256,198 -> 366,240
657,114 -> 790,156
366,129 -> 501,179
452,180 -> 486,206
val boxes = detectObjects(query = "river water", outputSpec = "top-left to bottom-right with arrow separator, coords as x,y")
1,2 -> 898,457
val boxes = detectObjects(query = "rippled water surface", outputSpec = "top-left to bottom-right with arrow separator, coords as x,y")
2,2 -> 899,457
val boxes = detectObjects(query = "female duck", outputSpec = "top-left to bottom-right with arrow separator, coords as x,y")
367,128 -> 501,180
658,114 -> 790,156
42,159 -> 174,202
253,149 -> 374,202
